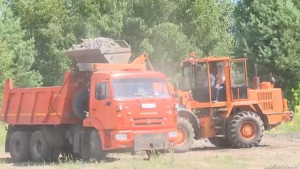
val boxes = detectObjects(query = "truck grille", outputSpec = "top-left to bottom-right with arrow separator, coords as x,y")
130,117 -> 166,126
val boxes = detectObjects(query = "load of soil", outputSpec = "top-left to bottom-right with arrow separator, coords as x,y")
70,37 -> 121,50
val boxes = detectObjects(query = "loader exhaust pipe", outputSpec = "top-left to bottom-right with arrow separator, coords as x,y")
252,65 -> 260,89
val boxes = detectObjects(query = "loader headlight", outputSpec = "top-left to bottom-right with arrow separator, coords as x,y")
168,131 -> 177,138
115,133 -> 127,140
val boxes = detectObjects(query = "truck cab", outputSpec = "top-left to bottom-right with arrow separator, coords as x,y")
84,70 -> 177,152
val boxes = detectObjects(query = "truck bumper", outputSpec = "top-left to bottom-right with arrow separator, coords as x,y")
107,129 -> 177,151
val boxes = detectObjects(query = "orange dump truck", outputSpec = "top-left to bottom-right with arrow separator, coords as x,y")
0,39 -> 177,162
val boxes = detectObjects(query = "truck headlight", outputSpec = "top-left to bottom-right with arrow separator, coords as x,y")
168,131 -> 177,138
115,133 -> 127,140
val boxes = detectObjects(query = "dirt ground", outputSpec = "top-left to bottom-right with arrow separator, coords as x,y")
0,133 -> 299,169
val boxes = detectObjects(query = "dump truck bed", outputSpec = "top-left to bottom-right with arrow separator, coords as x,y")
0,72 -> 82,125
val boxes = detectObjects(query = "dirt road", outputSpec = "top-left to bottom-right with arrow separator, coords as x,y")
0,133 -> 299,169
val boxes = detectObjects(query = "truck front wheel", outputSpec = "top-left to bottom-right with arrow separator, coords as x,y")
90,130 -> 104,161
29,130 -> 51,162
9,131 -> 30,162
227,111 -> 264,148
173,118 -> 194,153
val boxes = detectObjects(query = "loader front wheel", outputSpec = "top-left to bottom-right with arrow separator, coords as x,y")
227,111 -> 264,148
173,118 -> 194,153
9,131 -> 30,162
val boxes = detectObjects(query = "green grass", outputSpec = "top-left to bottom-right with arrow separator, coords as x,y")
0,154 -> 248,169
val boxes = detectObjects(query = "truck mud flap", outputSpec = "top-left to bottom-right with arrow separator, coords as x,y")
134,133 -> 168,152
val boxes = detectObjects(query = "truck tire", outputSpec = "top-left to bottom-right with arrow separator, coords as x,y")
30,130 -> 51,162
227,111 -> 264,148
90,130 -> 104,161
208,137 -> 230,148
73,88 -> 89,119
173,118 -> 194,153
9,131 -> 30,162
81,130 -> 91,161
49,147 -> 60,161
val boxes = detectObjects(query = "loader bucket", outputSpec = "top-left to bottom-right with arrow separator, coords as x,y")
66,40 -> 131,64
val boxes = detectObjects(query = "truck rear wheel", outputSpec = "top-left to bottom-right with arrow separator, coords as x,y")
227,111 -> 264,148
30,130 -> 51,162
9,131 -> 30,162
208,137 -> 230,148
90,130 -> 104,161
173,118 -> 194,153
49,147 -> 60,161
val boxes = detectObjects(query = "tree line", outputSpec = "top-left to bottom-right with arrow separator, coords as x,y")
0,0 -> 300,106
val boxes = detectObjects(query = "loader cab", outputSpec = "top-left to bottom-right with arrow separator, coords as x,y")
181,57 -> 248,105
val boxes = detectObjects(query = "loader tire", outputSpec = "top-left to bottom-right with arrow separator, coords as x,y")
227,111 -> 264,148
73,88 -> 89,119
173,118 -> 194,153
208,137 -> 230,148
9,131 -> 30,162
30,130 -> 51,162
90,130 -> 104,161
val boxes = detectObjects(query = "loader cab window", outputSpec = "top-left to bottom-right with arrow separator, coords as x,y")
96,82 -> 110,100
182,62 -> 193,91
231,60 -> 248,100
231,61 -> 246,86
192,62 -> 210,102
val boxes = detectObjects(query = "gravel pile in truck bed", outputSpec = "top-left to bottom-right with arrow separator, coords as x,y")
70,37 -> 121,50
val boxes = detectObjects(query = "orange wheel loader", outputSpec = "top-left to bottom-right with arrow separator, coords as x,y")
172,53 -> 293,152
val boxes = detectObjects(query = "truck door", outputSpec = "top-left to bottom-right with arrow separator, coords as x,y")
90,80 -> 116,129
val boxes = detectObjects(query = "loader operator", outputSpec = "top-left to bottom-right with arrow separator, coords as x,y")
213,65 -> 225,102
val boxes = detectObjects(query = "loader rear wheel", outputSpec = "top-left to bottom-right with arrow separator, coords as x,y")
9,131 -> 30,162
227,111 -> 264,148
90,130 -> 104,161
30,131 -> 51,162
173,118 -> 194,153
208,137 -> 230,148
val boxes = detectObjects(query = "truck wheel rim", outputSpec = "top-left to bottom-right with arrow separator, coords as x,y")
175,128 -> 187,146
240,121 -> 257,139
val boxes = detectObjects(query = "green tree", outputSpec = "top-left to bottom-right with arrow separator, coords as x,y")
0,0 -> 42,89
11,0 -> 76,86
234,0 -> 300,94
12,0 -> 129,86
180,0 -> 234,56
139,23 -> 194,79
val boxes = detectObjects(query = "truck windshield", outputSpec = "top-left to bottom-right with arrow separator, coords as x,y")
112,77 -> 171,99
